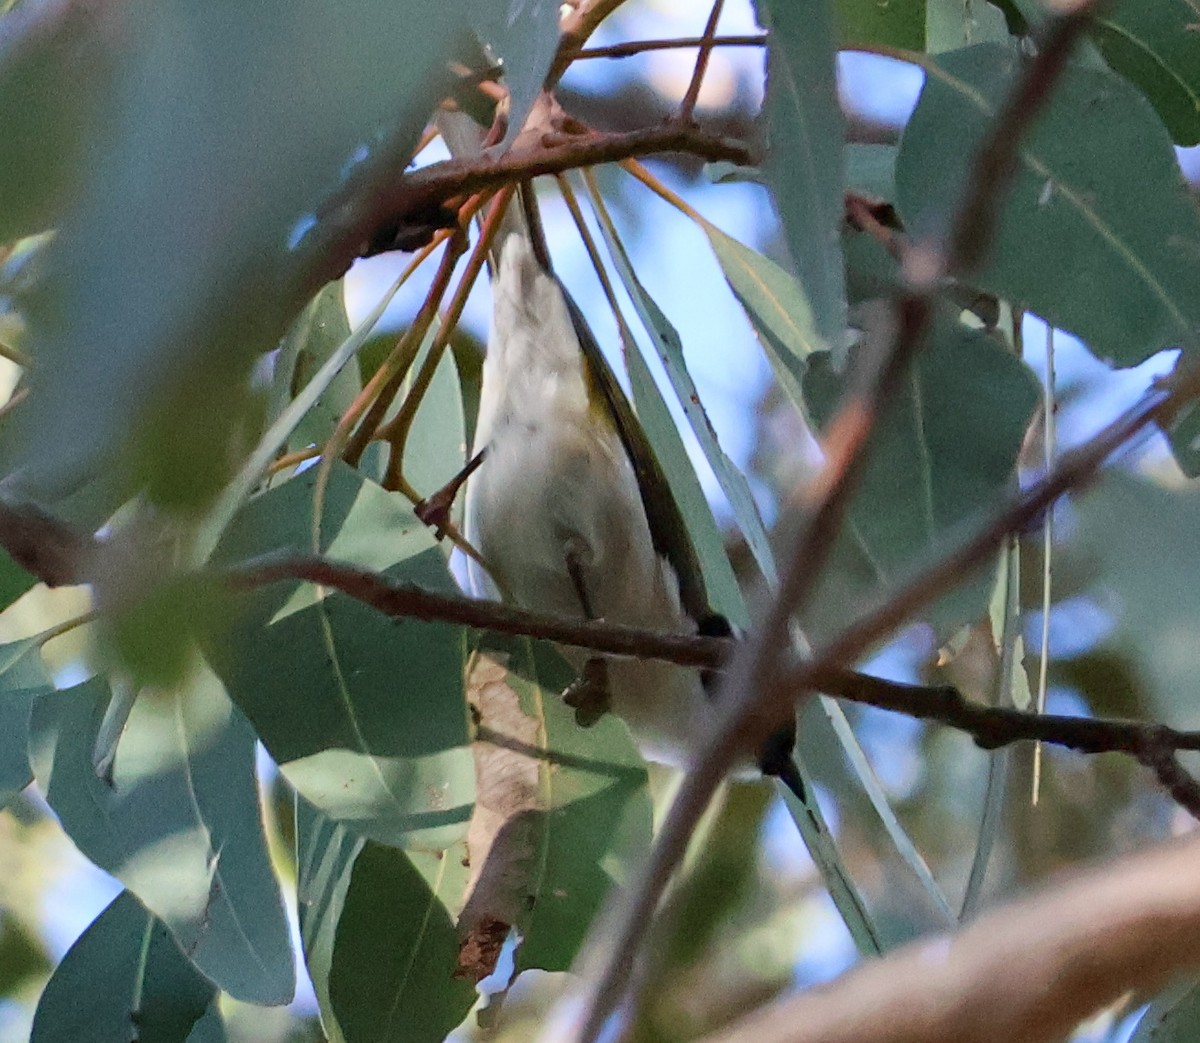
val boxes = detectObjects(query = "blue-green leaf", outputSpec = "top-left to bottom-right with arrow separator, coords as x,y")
11,0 -> 472,509
1091,0 -> 1200,146
896,44 -> 1200,367
755,0 -> 848,353
802,309 -> 1040,640
28,673 -> 294,1005
32,890 -> 215,1043
331,841 -> 475,1043
215,463 -> 473,848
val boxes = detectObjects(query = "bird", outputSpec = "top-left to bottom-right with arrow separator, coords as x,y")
462,181 -> 805,797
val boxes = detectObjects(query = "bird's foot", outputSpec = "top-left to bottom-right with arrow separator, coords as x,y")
563,657 -> 611,728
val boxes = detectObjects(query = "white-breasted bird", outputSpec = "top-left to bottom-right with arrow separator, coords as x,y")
463,182 -> 802,792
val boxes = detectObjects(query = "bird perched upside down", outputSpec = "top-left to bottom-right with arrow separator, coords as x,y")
462,184 -> 804,795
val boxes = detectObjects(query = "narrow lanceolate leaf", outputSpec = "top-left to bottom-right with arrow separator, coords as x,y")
1073,473 -> 1200,733
586,191 -> 774,588
896,44 -> 1200,368
32,891 -> 215,1043
214,463 -> 473,848
28,673 -> 295,1005
778,758 -> 883,957
802,307 -> 1040,642
707,226 -> 825,412
1091,0 -> 1200,147
296,799 -> 364,1043
754,0 -> 848,354
461,637 -> 652,978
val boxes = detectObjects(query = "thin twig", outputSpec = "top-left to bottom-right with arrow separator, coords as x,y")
566,6 -> 1108,1040
679,0 -> 725,125
575,35 -> 767,60
224,549 -> 1200,801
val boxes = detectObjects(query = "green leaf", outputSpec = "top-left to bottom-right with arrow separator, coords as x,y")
802,308 -> 1040,640
896,44 -> 1200,367
12,0 -> 472,509
707,226 -> 825,413
1073,472 -> 1200,732
0,639 -> 54,809
331,842 -> 476,1043
1091,0 -> 1200,147
846,143 -> 898,202
31,890 -> 215,1043
393,329 -> 468,502
0,0 -> 116,243
755,0 -> 848,352
835,0 -> 925,50
215,463 -> 473,847
926,0 -> 1010,52
0,551 -> 35,611
296,799 -> 364,1043
28,673 -> 295,1005
462,637 -> 652,977
185,1005 -> 229,1043
479,0 -> 561,151
273,280 -> 358,452
778,755 -> 883,956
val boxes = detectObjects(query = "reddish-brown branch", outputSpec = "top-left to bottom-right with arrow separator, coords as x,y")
702,834 -> 1200,1043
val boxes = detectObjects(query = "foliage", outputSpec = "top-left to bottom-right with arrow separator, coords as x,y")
0,0 -> 1198,1041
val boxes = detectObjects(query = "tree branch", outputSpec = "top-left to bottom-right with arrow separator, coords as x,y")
701,833 -> 1200,1043
564,5 -> 1108,1040
575,35 -> 767,60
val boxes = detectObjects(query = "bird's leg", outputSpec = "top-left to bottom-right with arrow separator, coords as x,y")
562,542 -> 612,728
414,448 -> 486,539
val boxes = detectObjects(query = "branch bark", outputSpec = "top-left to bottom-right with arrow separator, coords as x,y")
701,834 -> 1200,1043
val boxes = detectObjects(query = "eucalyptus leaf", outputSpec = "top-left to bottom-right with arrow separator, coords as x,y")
0,0 -> 117,243
11,0 -> 471,509
802,308 -> 1039,641
31,891 -> 215,1043
275,280 -> 358,451
215,463 -> 473,847
1073,472 -> 1200,732
1091,0 -> 1200,147
587,193 -> 775,587
896,44 -> 1200,367
926,0 -> 1010,52
28,673 -> 294,1005
707,226 -> 825,413
0,638 -> 54,809
755,0 -> 848,354
835,0 -> 925,50
626,344 -> 748,628
479,0 -> 561,151
331,841 -> 476,1043
296,799 -> 365,1043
